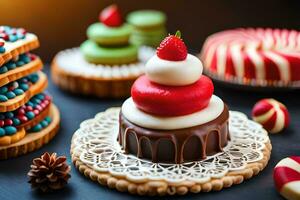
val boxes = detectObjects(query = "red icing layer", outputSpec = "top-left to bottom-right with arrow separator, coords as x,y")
131,75 -> 214,116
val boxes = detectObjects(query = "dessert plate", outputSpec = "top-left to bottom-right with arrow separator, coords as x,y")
204,69 -> 300,92
71,108 -> 271,196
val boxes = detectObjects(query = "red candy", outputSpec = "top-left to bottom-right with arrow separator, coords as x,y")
18,109 -> 25,115
25,106 -> 33,111
0,120 -> 4,127
131,75 -> 214,116
0,33 -> 9,41
33,110 -> 39,115
99,4 -> 122,27
0,41 -> 4,47
4,119 -> 13,126
252,99 -> 289,134
18,115 -> 28,123
157,31 -> 187,61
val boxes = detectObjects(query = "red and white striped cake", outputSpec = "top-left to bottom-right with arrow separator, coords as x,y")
201,28 -> 300,86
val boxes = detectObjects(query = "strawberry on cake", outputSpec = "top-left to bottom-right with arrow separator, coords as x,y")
118,31 -> 230,164
200,28 -> 300,86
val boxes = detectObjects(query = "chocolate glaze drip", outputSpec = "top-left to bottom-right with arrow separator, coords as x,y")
118,105 -> 230,164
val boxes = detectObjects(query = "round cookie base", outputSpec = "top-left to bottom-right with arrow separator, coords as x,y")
51,60 -> 137,98
71,134 -> 271,196
0,103 -> 60,160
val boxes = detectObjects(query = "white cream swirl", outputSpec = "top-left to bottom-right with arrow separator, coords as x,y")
145,54 -> 203,86
122,95 -> 224,130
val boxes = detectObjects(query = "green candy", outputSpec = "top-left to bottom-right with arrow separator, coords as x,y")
12,118 -> 20,126
16,60 -> 25,67
5,112 -> 14,118
0,95 -> 8,102
0,47 -> 5,53
19,83 -> 29,91
6,91 -> 16,99
31,124 -> 42,132
26,111 -> 35,120
36,94 -> 45,100
0,87 -> 8,94
0,128 -> 5,136
29,74 -> 39,83
45,117 -> 52,123
0,66 -> 8,74
4,126 -> 17,135
40,120 -> 48,128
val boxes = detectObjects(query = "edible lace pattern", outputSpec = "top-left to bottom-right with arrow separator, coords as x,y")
72,108 -> 269,183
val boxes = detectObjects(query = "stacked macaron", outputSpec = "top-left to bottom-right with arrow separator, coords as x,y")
127,10 -> 167,47
81,5 -> 138,65
119,32 -> 229,163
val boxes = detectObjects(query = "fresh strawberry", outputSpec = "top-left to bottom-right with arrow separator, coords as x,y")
99,4 -> 122,27
157,31 -> 187,61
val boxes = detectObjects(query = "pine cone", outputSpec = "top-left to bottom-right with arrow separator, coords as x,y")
28,152 -> 71,192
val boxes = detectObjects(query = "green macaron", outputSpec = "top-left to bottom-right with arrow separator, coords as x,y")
80,40 -> 138,65
127,10 -> 166,29
87,23 -> 133,46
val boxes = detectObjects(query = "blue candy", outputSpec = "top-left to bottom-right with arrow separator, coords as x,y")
0,95 -> 8,102
4,126 -> 17,135
6,91 -> 16,99
0,128 -> 5,136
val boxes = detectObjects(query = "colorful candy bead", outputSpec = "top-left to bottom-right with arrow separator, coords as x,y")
4,126 -> 17,135
0,26 -> 26,42
252,99 -> 290,134
0,95 -> 8,102
0,128 -> 5,136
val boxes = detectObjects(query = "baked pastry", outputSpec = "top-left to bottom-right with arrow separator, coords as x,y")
0,26 -> 59,158
127,10 -> 167,47
51,5 -> 155,98
201,28 -> 300,87
118,31 -> 230,164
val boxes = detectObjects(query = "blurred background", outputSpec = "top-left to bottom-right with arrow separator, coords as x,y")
1,0 -> 300,62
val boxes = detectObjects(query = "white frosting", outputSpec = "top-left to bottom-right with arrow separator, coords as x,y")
121,95 -> 224,130
55,47 -> 155,79
1,33 -> 37,53
145,54 -> 203,86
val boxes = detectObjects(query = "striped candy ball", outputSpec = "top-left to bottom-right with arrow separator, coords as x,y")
252,98 -> 289,133
274,156 -> 300,200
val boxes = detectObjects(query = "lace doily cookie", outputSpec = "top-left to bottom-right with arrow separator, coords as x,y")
0,103 -> 60,160
51,47 -> 155,98
71,108 -> 272,196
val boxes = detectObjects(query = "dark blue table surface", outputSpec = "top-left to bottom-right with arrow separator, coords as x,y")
0,66 -> 298,200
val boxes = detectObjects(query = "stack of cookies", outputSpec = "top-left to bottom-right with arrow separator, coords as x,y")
0,26 -> 60,159
127,10 -> 167,47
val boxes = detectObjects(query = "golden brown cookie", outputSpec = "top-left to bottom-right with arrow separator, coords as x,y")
0,57 -> 43,87
0,71 -> 47,112
0,33 -> 39,66
0,103 -> 60,159
51,59 -> 137,98
71,141 -> 271,196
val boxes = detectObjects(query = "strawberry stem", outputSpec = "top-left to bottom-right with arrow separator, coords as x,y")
175,30 -> 181,38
